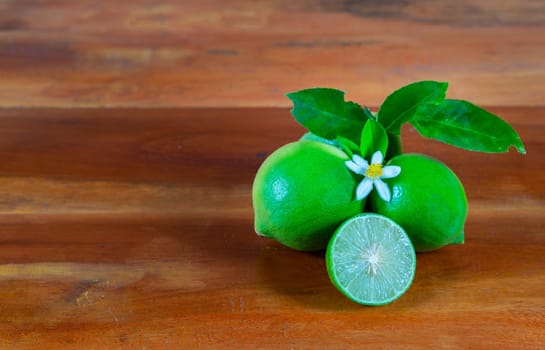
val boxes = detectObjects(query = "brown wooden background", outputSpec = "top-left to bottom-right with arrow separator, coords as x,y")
0,1 -> 544,349
1,0 -> 544,108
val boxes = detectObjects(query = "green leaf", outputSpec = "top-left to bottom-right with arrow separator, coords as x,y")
411,99 -> 526,154
378,81 -> 448,135
286,88 -> 367,144
360,119 -> 389,159
385,133 -> 403,161
336,136 -> 360,158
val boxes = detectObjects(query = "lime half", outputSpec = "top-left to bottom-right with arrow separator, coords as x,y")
326,214 -> 416,306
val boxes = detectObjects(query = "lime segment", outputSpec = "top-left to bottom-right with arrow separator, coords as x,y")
326,214 -> 416,305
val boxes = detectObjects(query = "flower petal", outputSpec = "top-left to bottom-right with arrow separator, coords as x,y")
356,178 -> 373,200
381,165 -> 401,179
374,179 -> 391,202
352,154 -> 369,169
345,160 -> 364,174
371,150 -> 383,165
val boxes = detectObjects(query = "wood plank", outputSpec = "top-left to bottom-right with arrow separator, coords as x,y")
0,107 -> 543,348
0,107 -> 540,215
1,1 -> 544,107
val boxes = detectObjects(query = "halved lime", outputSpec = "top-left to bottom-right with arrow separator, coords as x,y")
326,214 -> 416,306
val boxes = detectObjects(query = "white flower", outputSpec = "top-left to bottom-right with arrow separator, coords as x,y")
345,151 -> 401,202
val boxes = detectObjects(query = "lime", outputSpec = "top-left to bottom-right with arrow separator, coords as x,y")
253,140 -> 364,251
369,153 -> 468,252
326,213 -> 416,305
299,132 -> 341,148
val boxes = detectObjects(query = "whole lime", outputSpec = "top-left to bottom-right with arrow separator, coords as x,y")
368,153 -> 467,252
299,132 -> 341,148
253,140 -> 364,251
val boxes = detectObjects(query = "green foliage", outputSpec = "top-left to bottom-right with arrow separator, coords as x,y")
412,99 -> 526,154
287,81 -> 525,157
286,88 -> 368,145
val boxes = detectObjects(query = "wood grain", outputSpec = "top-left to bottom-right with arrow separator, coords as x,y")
0,107 -> 543,349
1,0 -> 544,108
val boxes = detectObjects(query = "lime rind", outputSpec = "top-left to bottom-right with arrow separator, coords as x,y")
253,140 -> 363,251
326,213 -> 416,306
450,231 -> 464,244
300,132 -> 341,149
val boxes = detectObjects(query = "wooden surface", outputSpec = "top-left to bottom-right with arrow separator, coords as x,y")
1,0 -> 544,348
0,107 -> 543,349
1,0 -> 545,107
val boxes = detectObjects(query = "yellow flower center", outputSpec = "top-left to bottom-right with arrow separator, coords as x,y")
365,164 -> 383,179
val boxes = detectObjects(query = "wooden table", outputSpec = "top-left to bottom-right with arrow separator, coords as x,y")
1,1 -> 545,108
1,0 -> 544,348
0,107 -> 542,349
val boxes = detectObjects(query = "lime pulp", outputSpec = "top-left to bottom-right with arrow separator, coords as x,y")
326,214 -> 416,306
